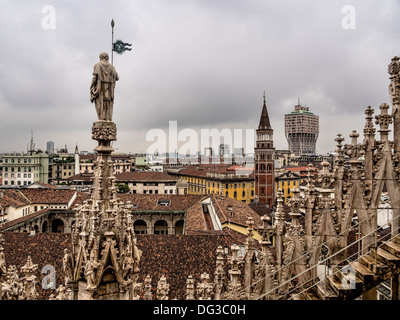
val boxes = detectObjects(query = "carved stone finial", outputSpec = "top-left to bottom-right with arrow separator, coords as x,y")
375,103 -> 393,141
143,275 -> 153,300
185,275 -> 195,300
305,164 -> 316,190
364,106 -> 376,136
196,273 -> 213,300
156,275 -> 170,300
349,130 -> 359,145
274,189 -> 286,223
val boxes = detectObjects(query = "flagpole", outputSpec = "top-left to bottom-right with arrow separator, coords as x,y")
111,19 -> 115,65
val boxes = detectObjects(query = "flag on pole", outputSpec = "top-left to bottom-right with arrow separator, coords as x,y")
112,40 -> 132,54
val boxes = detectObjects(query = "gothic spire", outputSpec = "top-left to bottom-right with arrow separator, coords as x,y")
258,92 -> 272,130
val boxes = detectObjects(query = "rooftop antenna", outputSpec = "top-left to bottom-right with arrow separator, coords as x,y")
29,130 -> 35,155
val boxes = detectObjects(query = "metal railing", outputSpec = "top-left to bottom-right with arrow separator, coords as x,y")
239,200 -> 400,300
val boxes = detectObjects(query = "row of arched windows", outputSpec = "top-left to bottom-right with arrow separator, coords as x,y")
134,219 -> 184,235
20,218 -> 185,236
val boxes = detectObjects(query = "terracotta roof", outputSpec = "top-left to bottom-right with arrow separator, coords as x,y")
66,173 -> 93,181
136,234 -> 243,299
248,202 -> 274,217
0,190 -> 30,208
118,194 -> 205,212
176,164 -> 254,180
185,199 -> 208,233
13,189 -> 76,205
23,182 -> 57,189
1,232 -> 243,300
0,208 -> 51,232
176,166 -> 208,178
115,171 -> 177,182
0,232 -> 72,300
210,195 -> 262,228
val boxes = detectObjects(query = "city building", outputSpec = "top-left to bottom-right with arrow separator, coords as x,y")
274,169 -> 302,203
78,154 -> 135,174
168,164 -> 255,203
0,152 -> 49,187
0,188 -> 77,229
274,149 -> 297,169
254,93 -> 275,207
51,153 -> 76,183
285,104 -> 319,156
46,141 -> 54,155
115,171 -> 178,194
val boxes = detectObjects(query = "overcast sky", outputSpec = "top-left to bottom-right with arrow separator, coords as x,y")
0,0 -> 399,156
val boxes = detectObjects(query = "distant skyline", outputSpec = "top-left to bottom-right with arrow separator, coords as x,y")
1,1 -> 400,155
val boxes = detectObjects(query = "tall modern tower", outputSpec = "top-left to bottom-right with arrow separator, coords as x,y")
254,93 -> 275,207
285,104 -> 319,156
46,141 -> 54,155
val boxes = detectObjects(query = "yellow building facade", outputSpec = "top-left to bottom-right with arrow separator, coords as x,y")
170,165 -> 255,204
275,170 -> 303,203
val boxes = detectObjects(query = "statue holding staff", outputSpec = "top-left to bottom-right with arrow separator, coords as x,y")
90,52 -> 119,121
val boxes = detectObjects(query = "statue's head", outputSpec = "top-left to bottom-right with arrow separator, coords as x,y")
99,52 -> 109,61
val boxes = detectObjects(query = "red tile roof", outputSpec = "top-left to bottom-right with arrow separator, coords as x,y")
136,234 -> 242,299
0,232 -> 72,300
176,164 -> 254,180
1,232 -> 243,300
18,189 -> 76,205
0,190 -> 30,208
118,194 -> 205,212
210,195 -> 262,228
66,173 -> 93,181
116,171 -> 177,182
0,208 -> 52,232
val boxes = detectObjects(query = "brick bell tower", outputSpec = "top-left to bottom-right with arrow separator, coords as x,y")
254,92 -> 275,207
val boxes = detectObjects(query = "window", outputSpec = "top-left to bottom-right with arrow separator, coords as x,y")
175,220 -> 184,235
154,220 -> 168,235
134,220 -> 147,234
157,199 -> 171,206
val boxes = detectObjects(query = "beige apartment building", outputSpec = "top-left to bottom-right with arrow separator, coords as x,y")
0,152 -> 49,187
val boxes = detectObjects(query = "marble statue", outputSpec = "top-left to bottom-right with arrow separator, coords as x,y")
90,52 -> 119,121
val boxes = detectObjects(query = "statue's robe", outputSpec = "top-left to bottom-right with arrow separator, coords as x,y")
90,61 -> 119,121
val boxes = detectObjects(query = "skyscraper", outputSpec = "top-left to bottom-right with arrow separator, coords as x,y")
254,93 -> 275,207
284,104 -> 319,156
46,141 -> 54,155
